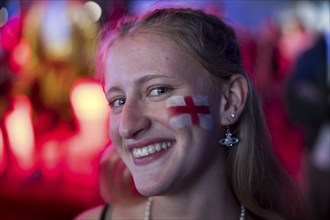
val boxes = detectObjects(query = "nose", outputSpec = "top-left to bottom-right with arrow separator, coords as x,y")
119,101 -> 151,139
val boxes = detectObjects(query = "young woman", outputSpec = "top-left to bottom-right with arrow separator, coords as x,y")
77,8 -> 305,220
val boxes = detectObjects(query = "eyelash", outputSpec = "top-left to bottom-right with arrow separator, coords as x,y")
148,86 -> 173,97
109,98 -> 125,108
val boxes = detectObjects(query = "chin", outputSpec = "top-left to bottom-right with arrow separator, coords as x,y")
134,176 -> 169,197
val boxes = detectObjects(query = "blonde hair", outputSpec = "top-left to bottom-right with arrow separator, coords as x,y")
96,8 -> 305,220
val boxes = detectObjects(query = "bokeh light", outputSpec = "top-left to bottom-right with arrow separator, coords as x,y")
84,1 -> 102,22
10,39 -> 32,67
40,1 -> 72,61
0,6 -> 9,28
70,79 -> 108,122
0,17 -> 20,51
4,95 -> 35,170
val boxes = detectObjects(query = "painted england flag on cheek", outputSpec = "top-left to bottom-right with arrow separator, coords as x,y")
166,96 -> 213,130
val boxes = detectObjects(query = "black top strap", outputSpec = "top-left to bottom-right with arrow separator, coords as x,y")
100,204 -> 110,220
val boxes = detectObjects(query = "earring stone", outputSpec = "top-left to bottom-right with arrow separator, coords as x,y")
230,112 -> 236,118
219,126 -> 239,147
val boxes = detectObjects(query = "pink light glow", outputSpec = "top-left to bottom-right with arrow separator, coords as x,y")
38,78 -> 109,183
10,39 -> 32,66
0,127 -> 5,174
9,39 -> 32,73
4,95 -> 35,171
0,17 -> 20,51
65,78 -> 109,179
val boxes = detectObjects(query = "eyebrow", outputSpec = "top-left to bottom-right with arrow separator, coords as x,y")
136,74 -> 172,86
105,74 -> 173,98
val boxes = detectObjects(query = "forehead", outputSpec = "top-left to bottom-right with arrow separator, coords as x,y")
104,33 -> 209,86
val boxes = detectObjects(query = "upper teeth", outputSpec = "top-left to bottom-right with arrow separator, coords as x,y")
132,142 -> 173,158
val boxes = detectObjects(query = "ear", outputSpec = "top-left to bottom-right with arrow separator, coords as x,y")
219,74 -> 248,125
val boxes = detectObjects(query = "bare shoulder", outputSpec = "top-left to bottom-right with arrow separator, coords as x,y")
74,205 -> 105,220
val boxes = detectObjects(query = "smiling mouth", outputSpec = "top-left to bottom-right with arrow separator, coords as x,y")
132,141 -> 173,158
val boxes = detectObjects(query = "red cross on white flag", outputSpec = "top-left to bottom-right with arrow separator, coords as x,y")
166,96 -> 213,130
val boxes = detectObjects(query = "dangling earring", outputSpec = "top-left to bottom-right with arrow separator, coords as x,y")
219,113 -> 239,147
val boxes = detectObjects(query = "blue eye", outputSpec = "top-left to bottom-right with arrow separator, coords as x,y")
149,87 -> 172,97
110,98 -> 125,108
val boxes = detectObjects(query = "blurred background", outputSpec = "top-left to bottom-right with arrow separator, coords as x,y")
0,0 -> 329,219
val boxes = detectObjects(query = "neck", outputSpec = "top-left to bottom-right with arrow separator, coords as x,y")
146,197 -> 245,220
151,151 -> 241,219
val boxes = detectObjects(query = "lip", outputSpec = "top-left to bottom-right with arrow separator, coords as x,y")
126,138 -> 174,151
132,144 -> 173,166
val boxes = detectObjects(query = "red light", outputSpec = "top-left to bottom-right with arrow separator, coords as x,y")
0,127 -> 6,174
0,17 -> 20,51
11,39 -> 31,66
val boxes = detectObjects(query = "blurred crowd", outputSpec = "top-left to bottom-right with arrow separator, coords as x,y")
0,0 -> 329,219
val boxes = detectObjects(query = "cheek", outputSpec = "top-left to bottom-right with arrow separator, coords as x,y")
109,117 -> 122,146
109,117 -> 116,137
